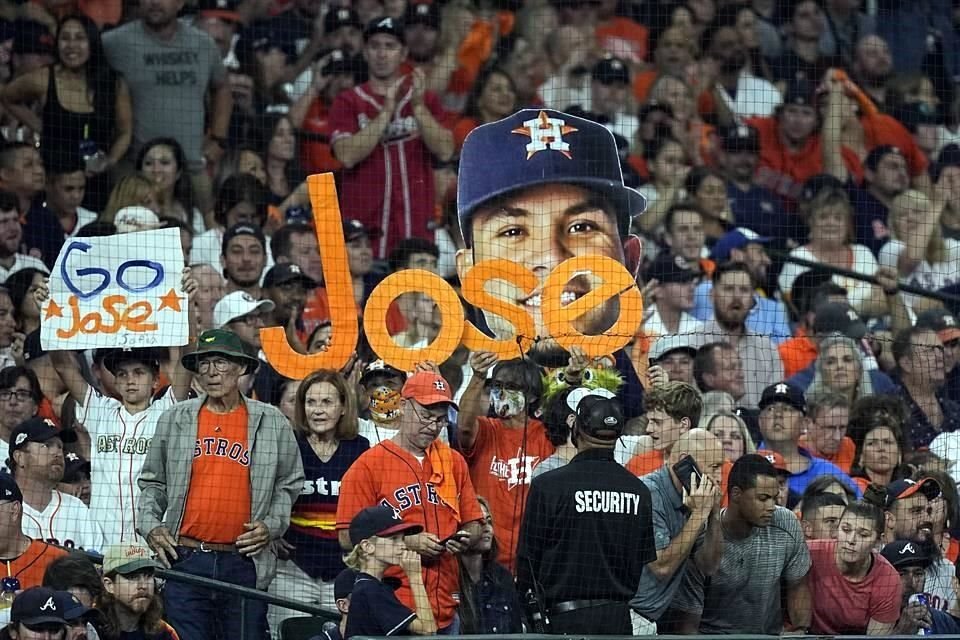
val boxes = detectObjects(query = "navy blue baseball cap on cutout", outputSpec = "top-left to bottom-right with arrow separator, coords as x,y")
457,109 -> 646,243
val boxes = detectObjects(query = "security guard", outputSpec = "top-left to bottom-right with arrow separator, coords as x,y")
516,388 -> 656,634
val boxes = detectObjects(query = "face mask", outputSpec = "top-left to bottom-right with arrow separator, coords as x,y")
490,387 -> 526,419
369,386 -> 402,424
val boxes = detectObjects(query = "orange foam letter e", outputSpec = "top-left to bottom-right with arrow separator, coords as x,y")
261,174 -> 358,378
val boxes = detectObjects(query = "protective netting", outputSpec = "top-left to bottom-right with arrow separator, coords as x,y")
0,0 -> 958,637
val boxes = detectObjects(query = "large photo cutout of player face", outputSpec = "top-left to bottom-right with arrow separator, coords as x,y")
455,109 -> 646,367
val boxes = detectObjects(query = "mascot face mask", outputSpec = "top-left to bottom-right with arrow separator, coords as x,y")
369,386 -> 402,423
490,386 -> 526,418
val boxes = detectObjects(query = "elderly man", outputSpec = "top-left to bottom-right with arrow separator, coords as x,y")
138,328 -> 303,640
336,370 -> 483,634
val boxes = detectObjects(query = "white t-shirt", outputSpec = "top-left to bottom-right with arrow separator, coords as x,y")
0,254 -> 49,283
75,386 -> 178,545
879,238 -> 960,310
21,489 -> 106,552
358,418 -> 449,445
778,244 -> 879,312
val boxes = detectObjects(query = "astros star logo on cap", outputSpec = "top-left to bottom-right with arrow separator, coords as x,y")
775,383 -> 788,395
512,111 -> 578,160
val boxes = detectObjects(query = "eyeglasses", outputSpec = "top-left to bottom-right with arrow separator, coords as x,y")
0,390 -> 33,402
410,402 -> 449,428
197,358 -> 233,374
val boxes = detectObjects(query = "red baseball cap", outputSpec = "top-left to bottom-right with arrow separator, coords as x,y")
757,449 -> 789,474
401,371 -> 458,409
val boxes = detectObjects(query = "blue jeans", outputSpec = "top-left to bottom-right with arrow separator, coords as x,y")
163,546 -> 268,640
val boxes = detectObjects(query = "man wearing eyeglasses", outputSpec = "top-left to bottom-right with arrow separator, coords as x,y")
137,328 -> 303,640
336,370 -> 484,634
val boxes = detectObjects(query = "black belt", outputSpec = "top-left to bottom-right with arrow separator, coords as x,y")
550,599 -> 621,615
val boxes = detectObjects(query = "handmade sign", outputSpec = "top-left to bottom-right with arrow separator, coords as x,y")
261,174 -> 644,378
40,229 -> 188,350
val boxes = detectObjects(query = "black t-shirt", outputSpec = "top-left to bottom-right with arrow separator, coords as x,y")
515,447 -> 656,605
344,573 -> 415,638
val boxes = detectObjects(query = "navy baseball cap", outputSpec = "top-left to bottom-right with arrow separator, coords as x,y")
881,539 -> 932,569
758,382 -> 806,415
710,227 -> 770,264
101,347 -> 163,375
222,223 -> 266,255
364,16 -> 403,42
0,473 -> 21,503
325,7 -> 361,33
11,417 -> 77,454
404,0 -> 440,29
349,505 -> 422,546
886,478 -> 941,509
865,145 -> 904,172
576,395 -> 624,440
782,78 -> 815,107
718,124 -> 760,153
334,568 -> 358,600
646,252 -> 698,284
591,56 -> 630,85
458,109 -> 646,243
11,587 -> 66,626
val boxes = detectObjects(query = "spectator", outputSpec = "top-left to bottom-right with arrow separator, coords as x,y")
685,168 -> 734,243
569,56 -> 638,144
9,418 -> 104,551
452,67 -> 517,152
631,26 -> 695,104
135,138 -> 203,236
384,237 -> 440,337
673,454 -> 812,634
778,186 -> 884,317
341,505 -> 437,639
778,285 -> 855,378
769,1 -> 831,88
9,20 -> 55,78
189,263 -> 225,334
330,17 -> 454,259
220,223 -> 268,298
54,589 -> 98,640
661,203 -> 707,277
0,191 -> 48,282
192,0 -> 242,59
42,552 -> 103,607
819,0 -> 876,65
695,227 -> 792,343
883,538 -> 960,634
702,262 -> 783,408
800,392 -> 855,473
0,367 -> 42,472
212,291 -> 273,373
701,410 -> 755,462
0,15 -> 131,212
99,543 -> 176,640
807,500 -> 902,634
848,146 -> 910,256
630,429 -> 724,634
635,139 -> 691,234
2,586 -> 67,640
268,370 -> 370,632
355,360 -> 408,445
257,114 -> 299,205
457,355 -> 551,570
99,174 -> 159,225
801,491 -> 847,540
693,342 -> 746,406
716,125 -> 782,240
758,448 -> 800,507
846,394 -> 911,490
138,328 -> 304,640
881,190 -> 960,312
648,334 -> 698,385
340,219 -> 384,310
271,222 -> 323,284
757,381 -> 859,497
882,478 -> 958,613
850,34 -> 893,106
44,165 -> 96,239
49,342 -> 191,545
893,326 -> 960,449
56,453 -> 90,507
456,496 -> 523,635
262,263 -> 314,339
803,334 -> 878,403
701,21 -> 781,122
626,382 -> 703,477
0,142 -> 63,268
0,474 -> 67,593
7,268 -> 46,336
642,252 -> 705,342
336,370 -> 483,634
191,174 -> 270,272
103,0 -> 231,215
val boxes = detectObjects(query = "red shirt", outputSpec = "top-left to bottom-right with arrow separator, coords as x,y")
328,83 -> 447,259
808,539 -> 902,635
595,17 -> 648,64
300,99 -> 342,175
462,416 -> 554,570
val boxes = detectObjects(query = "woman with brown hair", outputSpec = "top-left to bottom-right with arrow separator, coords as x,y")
267,370 -> 369,632
847,396 -> 912,493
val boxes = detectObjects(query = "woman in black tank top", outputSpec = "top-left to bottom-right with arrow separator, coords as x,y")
0,14 -> 131,212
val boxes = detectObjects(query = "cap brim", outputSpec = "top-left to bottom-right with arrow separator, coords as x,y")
377,521 -> 423,539
272,274 -> 317,289
19,615 -> 67,626
413,395 -> 459,411
896,478 -> 942,502
114,557 -> 162,575
181,349 -> 260,375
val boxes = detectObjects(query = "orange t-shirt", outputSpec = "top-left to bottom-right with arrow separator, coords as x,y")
180,404 -> 251,544
453,117 -> 480,153
300,100 -> 343,176
798,436 -> 857,474
626,449 -> 664,477
336,440 -> 484,629
779,332 -> 818,379
462,416 -> 555,571
861,111 -> 928,178
8,540 -> 67,590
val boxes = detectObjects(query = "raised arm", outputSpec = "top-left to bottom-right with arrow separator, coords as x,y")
457,351 -> 497,451
0,67 -> 45,134
35,279 -> 91,405
333,80 -> 402,169
409,69 -> 453,163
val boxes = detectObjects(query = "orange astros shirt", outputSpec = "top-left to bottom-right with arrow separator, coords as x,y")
336,440 -> 483,630
180,404 -> 251,544
6,540 -> 67,591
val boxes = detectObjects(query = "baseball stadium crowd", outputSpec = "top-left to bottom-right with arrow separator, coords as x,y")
0,0 -> 959,638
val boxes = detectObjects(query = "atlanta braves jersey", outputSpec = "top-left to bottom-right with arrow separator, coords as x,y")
21,489 -> 106,552
75,385 -> 177,544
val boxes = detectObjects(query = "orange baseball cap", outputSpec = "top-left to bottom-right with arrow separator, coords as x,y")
401,371 -> 458,409
757,449 -> 789,474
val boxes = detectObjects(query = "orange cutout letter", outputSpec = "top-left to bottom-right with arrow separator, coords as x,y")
460,259 -> 537,358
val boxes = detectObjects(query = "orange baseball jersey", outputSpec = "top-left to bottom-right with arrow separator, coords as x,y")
9,540 -> 68,590
462,417 -> 554,571
798,436 -> 857,474
336,440 -> 483,629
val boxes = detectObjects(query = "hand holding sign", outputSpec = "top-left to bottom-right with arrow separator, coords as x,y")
39,229 -> 188,351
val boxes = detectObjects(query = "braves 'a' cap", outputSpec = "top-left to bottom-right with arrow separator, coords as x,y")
458,109 -> 646,243
881,539 -> 933,569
